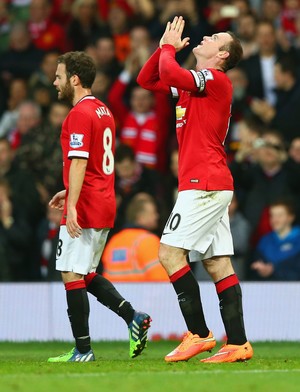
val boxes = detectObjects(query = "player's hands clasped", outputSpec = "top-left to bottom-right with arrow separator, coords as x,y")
160,16 -> 190,52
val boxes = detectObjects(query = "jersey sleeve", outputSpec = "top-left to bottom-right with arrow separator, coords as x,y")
137,48 -> 171,94
159,45 -> 225,97
66,109 -> 92,159
159,45 -> 204,93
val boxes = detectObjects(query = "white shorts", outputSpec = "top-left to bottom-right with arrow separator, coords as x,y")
56,226 -> 110,275
161,190 -> 234,260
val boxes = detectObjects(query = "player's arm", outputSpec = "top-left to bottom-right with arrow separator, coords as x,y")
137,48 -> 170,93
159,45 -> 204,92
158,16 -> 205,93
67,158 -> 87,238
66,110 -> 91,238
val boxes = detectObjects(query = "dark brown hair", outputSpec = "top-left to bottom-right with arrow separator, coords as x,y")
57,51 -> 96,88
220,31 -> 243,72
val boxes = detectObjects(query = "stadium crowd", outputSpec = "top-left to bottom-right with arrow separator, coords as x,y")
1,0 -> 300,282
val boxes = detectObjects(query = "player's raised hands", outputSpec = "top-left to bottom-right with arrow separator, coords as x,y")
160,16 -> 190,52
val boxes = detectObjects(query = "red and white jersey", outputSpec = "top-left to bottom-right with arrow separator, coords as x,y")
137,46 -> 234,191
172,68 -> 233,191
61,95 -> 116,228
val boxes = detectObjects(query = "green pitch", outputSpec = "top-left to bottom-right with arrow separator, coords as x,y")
1,341 -> 300,392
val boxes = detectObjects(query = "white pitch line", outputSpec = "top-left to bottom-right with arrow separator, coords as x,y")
1,369 -> 300,378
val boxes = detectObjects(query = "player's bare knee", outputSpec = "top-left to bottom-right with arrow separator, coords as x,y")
159,243 -> 187,276
202,256 -> 234,282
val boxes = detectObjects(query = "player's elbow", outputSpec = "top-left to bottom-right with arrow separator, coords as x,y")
136,73 -> 149,89
159,68 -> 174,86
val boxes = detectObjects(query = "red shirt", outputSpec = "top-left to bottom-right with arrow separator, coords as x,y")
120,112 -> 158,168
28,19 -> 69,52
61,96 -> 116,228
137,46 -> 234,191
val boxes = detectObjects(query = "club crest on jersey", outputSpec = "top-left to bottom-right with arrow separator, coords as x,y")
70,133 -> 84,148
176,106 -> 186,120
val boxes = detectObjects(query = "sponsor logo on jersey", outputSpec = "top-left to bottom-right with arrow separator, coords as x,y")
70,133 -> 84,148
176,106 -> 186,120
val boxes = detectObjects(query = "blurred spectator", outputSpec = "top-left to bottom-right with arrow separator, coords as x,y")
0,22 -> 45,83
9,0 -> 31,22
108,28 -> 172,171
126,0 -> 155,24
261,0 -> 283,27
36,205 -> 62,281
235,11 -> 259,58
203,0 -> 235,33
288,136 -> 300,164
232,0 -> 253,16
0,178 -> 33,281
91,70 -> 112,104
114,143 -> 162,232
0,0 -> 11,53
0,78 -> 28,138
129,24 -> 152,56
240,19 -> 285,105
292,10 -> 300,49
93,35 -> 123,79
109,79 -> 159,169
50,0 -> 73,24
0,137 -> 44,226
28,50 -> 60,114
250,55 -> 300,143
150,0 -> 209,64
230,129 -> 300,246
15,101 -> 70,201
231,118 -> 263,165
8,100 -> 42,150
107,0 -> 134,62
250,199 -> 300,280
0,137 -> 44,280
101,193 -> 169,281
67,0 -> 109,51
226,66 -> 253,157
28,0 -> 69,52
279,0 -> 300,45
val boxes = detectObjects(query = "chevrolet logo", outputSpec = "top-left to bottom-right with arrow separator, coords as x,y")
176,106 -> 186,120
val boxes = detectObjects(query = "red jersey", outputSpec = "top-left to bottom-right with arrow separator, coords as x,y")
137,46 -> 234,191
61,96 -> 116,228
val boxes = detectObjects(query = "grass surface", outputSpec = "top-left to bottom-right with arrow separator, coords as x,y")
1,341 -> 300,392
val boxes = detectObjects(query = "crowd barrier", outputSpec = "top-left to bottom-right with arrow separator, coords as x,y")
0,282 -> 299,341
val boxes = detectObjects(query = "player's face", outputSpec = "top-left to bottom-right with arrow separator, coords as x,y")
193,32 -> 231,59
53,63 -> 74,103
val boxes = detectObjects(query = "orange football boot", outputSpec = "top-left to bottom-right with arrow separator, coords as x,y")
165,331 -> 216,362
201,341 -> 253,363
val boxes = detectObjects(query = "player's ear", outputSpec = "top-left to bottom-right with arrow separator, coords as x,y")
70,74 -> 80,86
218,50 -> 230,60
